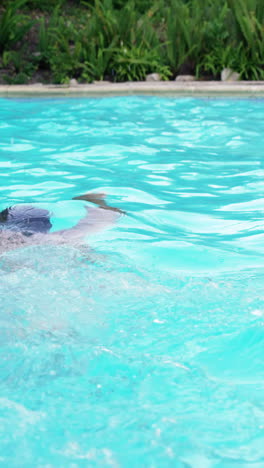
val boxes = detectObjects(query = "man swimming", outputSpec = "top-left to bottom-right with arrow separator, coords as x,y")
0,192 -> 124,255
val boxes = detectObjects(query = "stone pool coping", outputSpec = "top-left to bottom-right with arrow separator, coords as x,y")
1,81 -> 264,97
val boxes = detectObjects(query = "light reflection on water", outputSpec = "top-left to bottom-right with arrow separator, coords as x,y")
1,97 -> 264,467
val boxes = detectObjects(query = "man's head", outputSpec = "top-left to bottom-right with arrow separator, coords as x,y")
0,205 -> 52,235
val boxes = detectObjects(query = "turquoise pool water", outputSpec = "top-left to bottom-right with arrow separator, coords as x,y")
0,96 -> 264,467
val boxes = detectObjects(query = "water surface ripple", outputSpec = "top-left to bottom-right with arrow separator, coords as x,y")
1,97 -> 264,467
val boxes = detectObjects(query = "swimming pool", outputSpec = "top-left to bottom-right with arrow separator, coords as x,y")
0,96 -> 264,466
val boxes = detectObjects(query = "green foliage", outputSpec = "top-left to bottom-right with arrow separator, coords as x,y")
227,0 -> 264,79
0,0 -> 34,53
111,45 -> 171,81
49,31 -> 84,83
45,0 -> 168,83
84,0 -> 153,13
24,0 -> 66,12
163,0 -> 195,73
1,49 -> 37,83
1,0 -> 264,83
80,37 -> 117,82
113,0 -> 153,13
37,14 -> 57,69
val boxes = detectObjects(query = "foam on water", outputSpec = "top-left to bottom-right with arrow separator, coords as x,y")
1,97 -> 264,467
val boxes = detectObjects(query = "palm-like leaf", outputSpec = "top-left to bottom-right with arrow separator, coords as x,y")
0,0 -> 34,53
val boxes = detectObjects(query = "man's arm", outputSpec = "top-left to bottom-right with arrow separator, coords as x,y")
51,193 -> 124,242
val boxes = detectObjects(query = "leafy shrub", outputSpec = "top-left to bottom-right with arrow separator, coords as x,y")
1,0 -> 264,82
80,36 -> 117,82
113,0 -> 153,12
111,45 -> 171,81
24,0 -> 66,12
84,0 -> 154,13
228,0 -> 264,79
49,37 -> 84,84
1,50 -> 37,83
0,0 -> 34,53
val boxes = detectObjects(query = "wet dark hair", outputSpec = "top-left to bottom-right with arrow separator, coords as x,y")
0,208 -> 9,222
0,206 -> 52,235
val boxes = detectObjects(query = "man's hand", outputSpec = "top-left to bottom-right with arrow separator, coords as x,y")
73,192 -> 125,214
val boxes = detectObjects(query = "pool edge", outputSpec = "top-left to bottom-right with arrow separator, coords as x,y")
1,81 -> 264,97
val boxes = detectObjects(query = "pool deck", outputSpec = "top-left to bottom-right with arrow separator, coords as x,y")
1,81 -> 264,97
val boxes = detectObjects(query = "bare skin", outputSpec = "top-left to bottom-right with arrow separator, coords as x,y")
0,193 -> 124,255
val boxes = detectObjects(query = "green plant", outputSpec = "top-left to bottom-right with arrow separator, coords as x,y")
83,0 -> 119,46
163,0 -> 200,74
37,17 -> 53,68
0,0 -> 34,53
234,44 -> 264,80
228,0 -> 264,45
112,0 -> 153,13
3,71 -> 31,84
197,45 -> 236,78
227,0 -> 264,79
49,42 -> 82,84
80,35 -> 117,82
163,0 -> 234,77
111,44 -> 171,81
1,0 -> 264,84
36,8 -> 64,69
195,2 -> 233,77
39,10 -> 83,83
24,0 -> 66,12
2,50 -> 37,83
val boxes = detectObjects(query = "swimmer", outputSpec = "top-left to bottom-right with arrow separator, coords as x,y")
0,192 -> 124,255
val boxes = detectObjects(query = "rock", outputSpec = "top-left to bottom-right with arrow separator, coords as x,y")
31,83 -> 43,87
69,79 -> 79,87
221,68 -> 240,81
146,73 -> 161,82
175,75 -> 196,82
